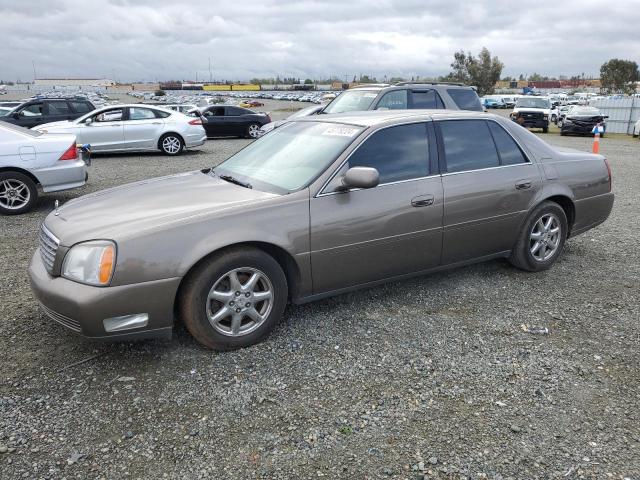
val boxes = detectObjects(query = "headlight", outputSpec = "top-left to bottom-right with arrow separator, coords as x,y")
543,115 -> 548,119
62,240 -> 116,286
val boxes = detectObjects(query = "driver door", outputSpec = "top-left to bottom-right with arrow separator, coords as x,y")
309,122 -> 443,293
82,108 -> 125,151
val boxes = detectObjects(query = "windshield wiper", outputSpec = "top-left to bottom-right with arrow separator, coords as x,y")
218,174 -> 252,189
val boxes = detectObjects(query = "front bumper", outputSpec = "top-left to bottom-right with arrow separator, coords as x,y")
29,251 -> 180,341
561,124 -> 605,135
512,117 -> 548,129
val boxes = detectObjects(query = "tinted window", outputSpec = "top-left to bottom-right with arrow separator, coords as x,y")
70,101 -> 92,113
331,123 -> 429,187
154,110 -> 171,118
376,90 -> 408,110
226,107 -> 249,116
410,90 -> 444,109
129,107 -> 156,120
440,120 -> 499,173
203,107 -> 224,117
487,122 -> 528,165
20,103 -> 44,117
47,101 -> 71,114
447,89 -> 483,111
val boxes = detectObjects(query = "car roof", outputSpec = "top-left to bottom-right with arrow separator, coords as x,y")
294,109 -> 490,127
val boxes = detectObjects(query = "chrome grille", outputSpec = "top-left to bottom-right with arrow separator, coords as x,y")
39,224 -> 59,274
39,303 -> 81,333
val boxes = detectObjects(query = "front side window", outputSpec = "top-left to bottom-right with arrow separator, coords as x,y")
47,101 -> 71,114
20,103 -> 44,117
375,90 -> 408,110
326,123 -> 429,191
410,90 -> 444,109
487,122 -> 528,166
440,120 -> 499,173
216,121 -> 362,192
93,108 -> 123,122
447,89 -> 483,111
322,90 -> 379,114
128,107 -> 156,120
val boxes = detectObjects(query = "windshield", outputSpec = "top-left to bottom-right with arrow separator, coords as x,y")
569,107 -> 601,116
215,121 -> 363,192
516,97 -> 551,109
322,90 -> 378,114
0,108 -> 11,116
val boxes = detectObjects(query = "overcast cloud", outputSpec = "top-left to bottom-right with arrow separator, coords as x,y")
1,0 -> 638,82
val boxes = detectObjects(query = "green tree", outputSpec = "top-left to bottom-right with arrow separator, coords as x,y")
600,59 -> 639,94
445,47 -> 504,95
304,78 -> 313,84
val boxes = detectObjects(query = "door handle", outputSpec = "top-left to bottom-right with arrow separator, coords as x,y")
411,195 -> 434,207
515,181 -> 532,190
152,122 -> 162,125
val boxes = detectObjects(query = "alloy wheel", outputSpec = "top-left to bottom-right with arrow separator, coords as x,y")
247,124 -> 260,138
162,136 -> 181,154
529,213 -> 561,262
206,268 -> 274,337
0,179 -> 31,210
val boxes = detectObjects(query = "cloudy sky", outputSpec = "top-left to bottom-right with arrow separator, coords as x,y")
1,0 -> 638,82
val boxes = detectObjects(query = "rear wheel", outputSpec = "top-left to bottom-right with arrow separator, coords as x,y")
509,201 -> 568,272
246,123 -> 261,139
159,133 -> 183,155
0,172 -> 38,215
179,247 -> 288,350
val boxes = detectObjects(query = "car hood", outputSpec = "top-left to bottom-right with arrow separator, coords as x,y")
45,170 -> 278,246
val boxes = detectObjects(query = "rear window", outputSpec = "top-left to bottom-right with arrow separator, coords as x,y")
70,101 -> 93,113
47,101 -> 71,114
447,89 -> 483,111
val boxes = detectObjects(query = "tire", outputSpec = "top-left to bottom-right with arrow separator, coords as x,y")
179,247 -> 288,350
542,126 -> 549,133
159,133 -> 184,155
0,172 -> 38,215
246,123 -> 261,139
508,201 -> 568,272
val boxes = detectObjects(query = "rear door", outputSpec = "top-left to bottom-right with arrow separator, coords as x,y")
224,106 -> 252,136
44,100 -> 74,123
123,107 -> 165,149
310,121 -> 443,293
436,119 -> 542,264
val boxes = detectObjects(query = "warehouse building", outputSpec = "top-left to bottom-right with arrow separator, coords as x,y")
34,78 -> 115,87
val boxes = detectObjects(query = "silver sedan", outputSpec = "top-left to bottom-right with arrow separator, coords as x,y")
34,104 -> 206,155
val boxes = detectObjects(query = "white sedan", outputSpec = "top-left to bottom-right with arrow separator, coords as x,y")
0,122 -> 87,214
34,104 -> 206,156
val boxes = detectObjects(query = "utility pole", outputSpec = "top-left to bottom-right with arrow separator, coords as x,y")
208,57 -> 212,83
32,60 -> 37,81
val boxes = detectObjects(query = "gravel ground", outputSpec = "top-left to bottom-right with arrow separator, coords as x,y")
1,102 -> 639,479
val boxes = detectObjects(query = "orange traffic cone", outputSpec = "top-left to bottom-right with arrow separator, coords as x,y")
592,132 -> 600,153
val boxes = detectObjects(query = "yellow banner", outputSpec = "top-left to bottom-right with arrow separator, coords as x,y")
231,84 -> 260,91
203,84 -> 231,91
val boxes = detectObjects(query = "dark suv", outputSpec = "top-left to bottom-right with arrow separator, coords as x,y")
1,98 -> 96,129
260,83 -> 483,135
322,82 -> 483,114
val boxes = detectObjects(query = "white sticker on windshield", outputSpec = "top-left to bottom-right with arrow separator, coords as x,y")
322,126 -> 360,137
363,93 -> 377,98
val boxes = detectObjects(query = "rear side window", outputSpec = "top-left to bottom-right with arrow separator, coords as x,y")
154,110 -> 171,118
70,101 -> 93,113
335,123 -> 430,186
439,120 -> 499,173
410,90 -> 444,109
487,122 -> 528,165
47,101 -> 71,114
226,107 -> 247,116
446,89 -> 483,111
375,90 -> 408,110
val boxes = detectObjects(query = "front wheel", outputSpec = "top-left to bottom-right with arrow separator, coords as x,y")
246,123 -> 261,139
179,247 -> 288,350
542,126 -> 549,133
509,201 -> 568,272
160,133 -> 184,155
0,172 -> 38,215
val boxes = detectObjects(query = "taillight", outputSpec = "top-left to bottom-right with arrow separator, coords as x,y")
59,143 -> 78,161
189,118 -> 202,125
604,158 -> 612,192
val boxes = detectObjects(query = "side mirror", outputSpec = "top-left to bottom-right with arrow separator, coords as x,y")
85,118 -> 93,125
337,166 -> 379,191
